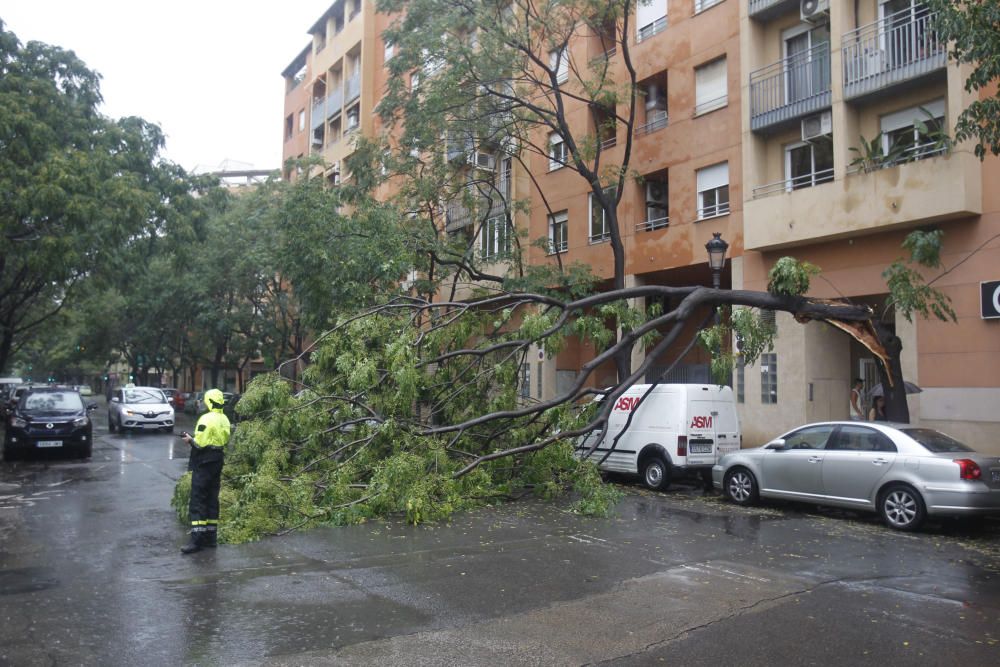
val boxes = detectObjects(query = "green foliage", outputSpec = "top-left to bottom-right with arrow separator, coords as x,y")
849,132 -> 905,173
697,307 -> 776,384
883,229 -> 956,323
926,0 -> 1000,158
767,257 -> 821,296
186,308 -> 619,543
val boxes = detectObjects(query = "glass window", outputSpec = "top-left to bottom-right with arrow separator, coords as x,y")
24,392 -> 84,411
760,352 -> 777,404
735,355 -> 744,404
829,425 -> 897,452
880,98 -> 946,162
298,110 -> 306,131
588,187 -> 615,244
548,211 -> 568,253
696,162 -> 729,219
636,0 -> 667,41
785,139 -> 834,190
782,424 -> 835,450
480,216 -> 510,259
548,132 -> 567,170
124,388 -> 166,404
384,40 -> 395,62
900,428 -> 974,453
695,57 -> 727,115
519,363 -> 531,398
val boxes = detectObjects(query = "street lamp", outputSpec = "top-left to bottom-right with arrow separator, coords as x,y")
705,232 -> 729,290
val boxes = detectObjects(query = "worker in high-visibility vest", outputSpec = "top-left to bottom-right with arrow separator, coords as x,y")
180,388 -> 230,554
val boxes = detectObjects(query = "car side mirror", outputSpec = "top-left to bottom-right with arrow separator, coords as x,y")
111,397 -> 119,403
765,439 -> 787,451
87,403 -> 98,412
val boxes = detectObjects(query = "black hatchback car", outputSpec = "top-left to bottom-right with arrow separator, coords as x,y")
3,387 -> 98,460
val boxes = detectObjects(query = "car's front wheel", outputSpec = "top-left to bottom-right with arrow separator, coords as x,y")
641,456 -> 671,492
878,483 -> 926,531
724,467 -> 759,506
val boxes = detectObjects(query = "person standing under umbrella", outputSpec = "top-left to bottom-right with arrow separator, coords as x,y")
868,395 -> 888,421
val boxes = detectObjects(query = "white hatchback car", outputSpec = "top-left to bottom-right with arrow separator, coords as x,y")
108,386 -> 175,433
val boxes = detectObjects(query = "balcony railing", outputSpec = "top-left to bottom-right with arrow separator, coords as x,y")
752,167 -> 835,199
345,74 -> 361,103
694,0 -> 724,13
588,231 -> 611,244
848,141 -> 949,175
310,100 -> 325,130
843,7 -> 946,100
636,110 -> 668,136
637,16 -> 667,43
325,88 -> 344,118
750,42 -> 830,131
636,215 -> 669,232
600,136 -> 617,151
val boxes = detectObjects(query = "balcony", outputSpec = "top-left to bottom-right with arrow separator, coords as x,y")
635,110 -> 668,136
750,42 -> 831,132
843,8 -> 946,101
310,100 -> 325,131
748,0 -> 798,21
635,215 -> 669,232
752,167 -> 834,199
636,16 -> 667,44
744,150 -> 982,251
325,88 -> 344,119
345,74 -> 361,103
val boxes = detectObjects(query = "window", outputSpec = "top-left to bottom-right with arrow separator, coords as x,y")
548,132 -> 567,170
410,72 -> 420,89
536,361 -> 543,398
782,424 -> 835,449
548,211 -> 568,253
298,109 -> 306,131
785,139 -> 833,190
481,216 -> 511,259
829,425 -> 897,452
384,40 -> 395,63
880,98 -> 946,162
694,0 -> 725,13
519,363 -> 531,399
760,352 -> 777,404
636,0 -> 667,41
696,162 -> 729,219
735,355 -> 744,403
549,47 -> 569,84
694,57 -> 727,115
285,115 -> 294,140
346,105 -> 360,132
589,188 -> 614,244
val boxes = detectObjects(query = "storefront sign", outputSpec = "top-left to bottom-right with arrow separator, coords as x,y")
982,280 -> 1000,319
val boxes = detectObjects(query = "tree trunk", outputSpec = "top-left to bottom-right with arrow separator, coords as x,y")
872,321 -> 909,423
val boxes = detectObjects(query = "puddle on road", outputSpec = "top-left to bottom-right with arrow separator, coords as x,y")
0,567 -> 60,595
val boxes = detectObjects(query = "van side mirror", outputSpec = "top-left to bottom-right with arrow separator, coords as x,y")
765,439 -> 786,450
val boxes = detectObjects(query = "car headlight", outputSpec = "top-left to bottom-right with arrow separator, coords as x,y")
11,417 -> 26,429
73,416 -> 89,428
124,409 -> 135,416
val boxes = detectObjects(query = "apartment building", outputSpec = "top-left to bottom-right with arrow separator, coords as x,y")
739,0 -> 1000,453
280,0 -> 998,452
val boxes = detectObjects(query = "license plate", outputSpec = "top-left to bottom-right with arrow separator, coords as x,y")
690,444 -> 713,454
37,440 -> 63,448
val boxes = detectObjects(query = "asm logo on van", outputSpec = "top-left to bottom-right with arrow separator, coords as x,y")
690,416 -> 713,429
613,397 -> 641,412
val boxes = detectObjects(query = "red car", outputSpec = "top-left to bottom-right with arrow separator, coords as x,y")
161,388 -> 185,411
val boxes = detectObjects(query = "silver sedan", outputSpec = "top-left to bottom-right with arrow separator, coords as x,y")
713,422 -> 1000,531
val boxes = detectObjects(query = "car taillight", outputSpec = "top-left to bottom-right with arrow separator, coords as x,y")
955,459 -> 981,480
677,435 -> 687,457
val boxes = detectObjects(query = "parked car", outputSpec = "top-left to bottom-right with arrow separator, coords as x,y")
713,421 -> 1000,531
4,384 -> 35,419
185,392 -> 204,416
576,384 -> 741,490
161,388 -> 185,411
108,386 -> 175,433
3,386 -> 99,460
77,385 -> 94,397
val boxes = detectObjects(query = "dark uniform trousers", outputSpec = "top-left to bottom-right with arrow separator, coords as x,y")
188,446 -> 225,535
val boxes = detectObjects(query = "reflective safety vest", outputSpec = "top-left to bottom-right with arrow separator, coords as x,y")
193,408 -> 231,448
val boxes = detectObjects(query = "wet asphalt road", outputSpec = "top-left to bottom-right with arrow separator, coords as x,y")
1,409 -> 999,666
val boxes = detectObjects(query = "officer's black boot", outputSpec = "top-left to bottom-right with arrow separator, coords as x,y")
204,529 -> 218,548
181,531 -> 204,555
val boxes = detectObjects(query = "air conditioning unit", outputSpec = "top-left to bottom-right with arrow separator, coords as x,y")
800,0 -> 830,23
801,110 -> 832,142
470,151 -> 497,171
646,181 -> 668,206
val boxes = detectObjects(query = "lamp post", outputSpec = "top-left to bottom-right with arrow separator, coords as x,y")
705,232 -> 729,326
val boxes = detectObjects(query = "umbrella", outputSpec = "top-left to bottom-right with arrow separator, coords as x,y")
867,381 -> 922,399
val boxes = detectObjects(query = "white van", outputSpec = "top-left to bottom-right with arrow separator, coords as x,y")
576,384 -> 741,491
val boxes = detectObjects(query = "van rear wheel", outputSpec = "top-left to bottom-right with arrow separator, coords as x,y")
642,457 -> 671,492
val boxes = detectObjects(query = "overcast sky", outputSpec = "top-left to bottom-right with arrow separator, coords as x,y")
3,1 -> 333,173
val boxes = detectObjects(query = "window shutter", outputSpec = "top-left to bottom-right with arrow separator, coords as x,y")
695,58 -> 727,109
697,162 -> 729,193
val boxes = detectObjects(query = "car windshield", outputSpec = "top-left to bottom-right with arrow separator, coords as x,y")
900,428 -> 974,453
24,392 -> 83,412
124,389 -> 165,404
